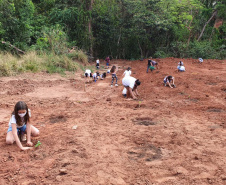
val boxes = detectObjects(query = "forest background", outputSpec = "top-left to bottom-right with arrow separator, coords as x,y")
0,0 -> 225,76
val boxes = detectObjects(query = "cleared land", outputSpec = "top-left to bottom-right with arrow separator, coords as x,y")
0,58 -> 225,185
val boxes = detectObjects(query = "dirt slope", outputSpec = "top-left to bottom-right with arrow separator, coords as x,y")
0,58 -> 225,185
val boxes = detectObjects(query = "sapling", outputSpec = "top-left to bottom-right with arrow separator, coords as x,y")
35,141 -> 41,148
139,101 -> 141,108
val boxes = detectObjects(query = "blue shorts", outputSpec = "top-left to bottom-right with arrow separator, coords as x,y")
7,124 -> 26,134
163,80 -> 167,84
106,63 -> 109,66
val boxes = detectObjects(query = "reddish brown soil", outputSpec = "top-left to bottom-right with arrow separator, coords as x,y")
0,58 -> 225,185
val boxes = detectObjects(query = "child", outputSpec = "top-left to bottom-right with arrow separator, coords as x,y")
92,72 -> 98,82
122,76 -> 141,100
178,61 -> 184,66
163,76 -> 176,88
122,67 -> 132,77
105,56 -> 110,68
177,65 -> 185,72
199,58 -> 203,64
6,101 -> 39,151
84,69 -> 92,82
96,58 -> 100,69
177,61 -> 185,72
147,58 -> 152,73
110,65 -> 118,87
151,60 -> 158,69
100,72 -> 106,80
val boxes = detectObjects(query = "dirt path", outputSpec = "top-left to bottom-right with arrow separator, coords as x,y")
0,58 -> 225,185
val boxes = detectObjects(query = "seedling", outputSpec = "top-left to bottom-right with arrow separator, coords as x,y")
35,141 -> 41,148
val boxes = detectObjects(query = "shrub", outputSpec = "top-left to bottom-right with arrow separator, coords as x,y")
68,49 -> 88,64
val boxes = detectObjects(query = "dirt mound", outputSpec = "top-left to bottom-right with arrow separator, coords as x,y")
0,58 -> 225,184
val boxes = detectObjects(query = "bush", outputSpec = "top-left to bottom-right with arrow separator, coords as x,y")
188,41 -> 216,59
153,50 -> 168,58
67,49 -> 88,64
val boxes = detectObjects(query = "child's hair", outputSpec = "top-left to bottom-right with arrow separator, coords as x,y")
135,79 -> 141,86
102,72 -> 106,78
127,67 -> 131,71
12,101 -> 29,126
167,76 -> 173,81
110,65 -> 116,73
96,71 -> 100,76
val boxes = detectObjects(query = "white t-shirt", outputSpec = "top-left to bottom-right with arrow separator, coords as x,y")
199,58 -> 203,62
107,69 -> 110,73
123,70 -> 131,77
179,66 -> 185,71
122,76 -> 136,89
96,60 -> 100,64
178,61 -> 184,66
84,69 -> 91,76
93,73 -> 97,78
8,109 -> 31,128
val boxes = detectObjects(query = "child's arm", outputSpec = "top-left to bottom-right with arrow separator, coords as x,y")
129,88 -> 137,100
168,82 -> 173,88
134,88 -> 139,96
11,124 -> 32,150
26,123 -> 33,146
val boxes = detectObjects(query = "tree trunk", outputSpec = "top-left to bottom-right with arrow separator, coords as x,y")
138,40 -> 143,59
88,0 -> 94,58
197,10 -> 217,41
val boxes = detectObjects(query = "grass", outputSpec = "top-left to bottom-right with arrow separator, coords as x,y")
0,51 -> 86,77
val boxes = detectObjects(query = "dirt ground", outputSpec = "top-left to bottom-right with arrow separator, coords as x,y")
0,58 -> 225,185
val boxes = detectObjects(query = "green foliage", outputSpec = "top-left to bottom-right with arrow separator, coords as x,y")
0,0 -> 225,60
0,51 -> 80,77
153,50 -> 168,58
67,49 -> 88,64
35,25 -> 68,55
188,41 -> 216,59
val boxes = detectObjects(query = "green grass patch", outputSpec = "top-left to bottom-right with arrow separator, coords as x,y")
0,51 -> 85,77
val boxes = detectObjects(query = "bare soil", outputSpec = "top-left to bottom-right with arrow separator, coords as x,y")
0,58 -> 225,185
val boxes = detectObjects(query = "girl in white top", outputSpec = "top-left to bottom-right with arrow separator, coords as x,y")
84,69 -> 92,82
122,67 -> 132,77
199,58 -> 203,64
84,69 -> 92,77
178,65 -> 185,72
96,59 -> 100,69
122,76 -> 141,99
6,101 -> 39,151
163,76 -> 176,88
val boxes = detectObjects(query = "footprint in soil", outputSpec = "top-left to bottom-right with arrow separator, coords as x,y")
207,107 -> 224,113
127,144 -> 162,162
132,117 -> 157,126
49,115 -> 67,124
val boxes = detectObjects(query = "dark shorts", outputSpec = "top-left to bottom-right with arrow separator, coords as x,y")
85,73 -> 88,77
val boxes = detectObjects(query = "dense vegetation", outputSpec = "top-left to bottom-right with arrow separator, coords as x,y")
0,0 -> 225,60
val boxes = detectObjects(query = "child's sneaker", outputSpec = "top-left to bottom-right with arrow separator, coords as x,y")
115,84 -> 118,87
